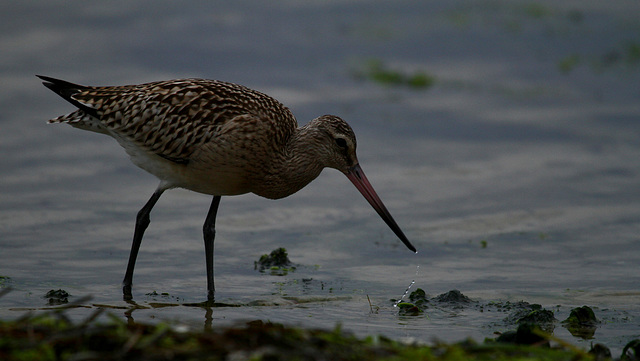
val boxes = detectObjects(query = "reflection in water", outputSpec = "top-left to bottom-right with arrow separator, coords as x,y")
122,297 -> 245,331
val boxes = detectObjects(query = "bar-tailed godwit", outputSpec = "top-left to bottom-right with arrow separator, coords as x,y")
38,75 -> 416,301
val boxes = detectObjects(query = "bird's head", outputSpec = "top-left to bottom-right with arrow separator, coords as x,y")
310,115 -> 417,253
310,114 -> 359,174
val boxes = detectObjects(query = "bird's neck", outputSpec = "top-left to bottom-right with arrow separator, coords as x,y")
253,124 -> 325,200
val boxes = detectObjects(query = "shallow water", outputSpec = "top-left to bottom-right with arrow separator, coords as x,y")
1,0 -> 639,355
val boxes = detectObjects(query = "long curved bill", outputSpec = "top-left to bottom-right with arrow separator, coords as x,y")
346,164 -> 417,253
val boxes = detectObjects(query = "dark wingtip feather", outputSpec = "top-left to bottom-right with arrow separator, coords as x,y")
36,75 -> 85,97
37,75 -> 98,118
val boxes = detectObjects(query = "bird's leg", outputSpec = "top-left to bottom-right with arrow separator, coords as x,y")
203,196 -> 222,302
122,189 -> 164,300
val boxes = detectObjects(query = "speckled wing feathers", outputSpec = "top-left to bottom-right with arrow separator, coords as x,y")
41,77 -> 297,165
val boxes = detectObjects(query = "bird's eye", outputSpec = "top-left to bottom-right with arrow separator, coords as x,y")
335,137 -> 348,149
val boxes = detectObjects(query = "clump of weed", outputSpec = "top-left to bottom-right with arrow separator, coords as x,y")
562,305 -> 598,339
560,41 -> 640,74
558,54 -> 581,74
353,59 -> 436,90
255,247 -> 297,275
44,289 -> 70,305
0,289 -> 631,360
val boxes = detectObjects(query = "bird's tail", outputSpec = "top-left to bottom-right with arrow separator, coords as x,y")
37,75 -> 99,119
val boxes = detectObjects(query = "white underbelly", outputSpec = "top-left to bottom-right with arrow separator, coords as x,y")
113,135 -> 251,196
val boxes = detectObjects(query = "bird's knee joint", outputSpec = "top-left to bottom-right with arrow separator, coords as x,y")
203,226 -> 216,239
136,211 -> 151,228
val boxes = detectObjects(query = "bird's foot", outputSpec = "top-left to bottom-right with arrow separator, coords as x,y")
123,284 -> 133,301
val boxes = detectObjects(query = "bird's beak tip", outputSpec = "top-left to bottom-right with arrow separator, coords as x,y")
346,163 -> 418,254
404,240 -> 418,254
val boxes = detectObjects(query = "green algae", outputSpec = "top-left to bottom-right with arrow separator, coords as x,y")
0,313 -> 600,361
353,59 -> 436,90
254,247 -> 297,275
44,289 -> 70,306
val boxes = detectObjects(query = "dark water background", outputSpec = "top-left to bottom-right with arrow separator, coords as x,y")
1,0 -> 639,354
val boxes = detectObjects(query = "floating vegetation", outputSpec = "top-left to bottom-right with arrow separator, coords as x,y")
145,291 -> 171,297
1,288 -> 638,360
511,306 -> 557,334
353,59 -> 436,90
558,54 -> 581,74
522,3 -> 552,19
394,289 -> 474,316
594,41 -> 640,71
443,2 -> 638,76
446,2 -> 583,32
563,306 -> 598,326
559,41 -> 640,74
254,247 -> 297,275
0,276 -> 12,288
396,302 -> 422,316
626,42 -> 640,65
44,289 -> 70,305
0,311 -> 608,361
434,289 -> 472,304
408,288 -> 429,308
561,305 -> 598,339
392,289 -> 639,357
494,323 -> 550,346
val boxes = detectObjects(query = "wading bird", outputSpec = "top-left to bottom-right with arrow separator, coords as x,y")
38,75 -> 416,301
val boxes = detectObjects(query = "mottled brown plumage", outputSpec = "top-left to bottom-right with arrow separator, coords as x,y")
38,75 -> 415,301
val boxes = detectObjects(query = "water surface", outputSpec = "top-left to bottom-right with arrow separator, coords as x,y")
1,0 -> 639,355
